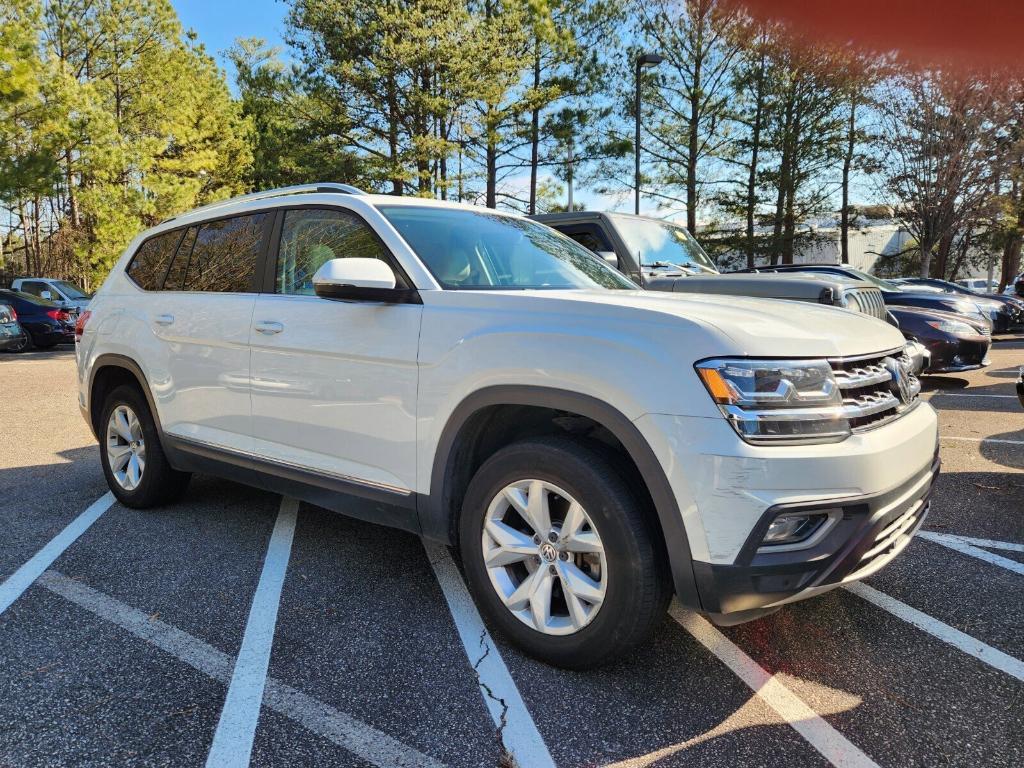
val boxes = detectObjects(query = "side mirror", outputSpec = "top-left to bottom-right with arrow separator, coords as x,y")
312,258 -> 419,304
596,250 -> 619,270
40,290 -> 53,301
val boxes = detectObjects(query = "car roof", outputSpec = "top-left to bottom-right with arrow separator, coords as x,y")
145,184 -> 527,244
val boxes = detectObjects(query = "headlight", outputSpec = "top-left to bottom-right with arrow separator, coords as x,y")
695,358 -> 849,443
843,293 -> 861,313
927,319 -> 979,336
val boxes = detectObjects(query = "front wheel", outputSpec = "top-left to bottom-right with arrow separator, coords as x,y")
99,385 -> 191,507
459,436 -> 671,669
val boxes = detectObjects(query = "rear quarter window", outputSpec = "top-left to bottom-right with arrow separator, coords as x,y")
181,213 -> 270,293
127,230 -> 183,291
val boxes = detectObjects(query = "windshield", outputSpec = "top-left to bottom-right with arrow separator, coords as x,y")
379,206 -> 635,290
52,280 -> 90,299
839,266 -> 903,292
609,215 -> 718,273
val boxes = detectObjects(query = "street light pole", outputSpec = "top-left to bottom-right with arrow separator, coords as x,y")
635,52 -> 663,216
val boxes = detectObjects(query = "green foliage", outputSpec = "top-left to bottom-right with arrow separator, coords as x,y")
1,0 -> 253,283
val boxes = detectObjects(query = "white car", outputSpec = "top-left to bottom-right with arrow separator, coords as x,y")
76,184 -> 939,668
12,277 -> 92,313
955,278 -> 998,293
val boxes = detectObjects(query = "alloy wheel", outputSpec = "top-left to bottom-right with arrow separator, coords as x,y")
106,404 -> 146,491
481,479 -> 607,636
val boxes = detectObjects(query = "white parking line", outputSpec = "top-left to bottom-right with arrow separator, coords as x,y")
206,497 -> 298,768
928,393 -> 1018,399
669,603 -> 879,768
0,491 -> 115,616
922,533 -> 1024,553
916,531 -> 1024,576
424,541 -> 555,768
940,435 -> 1024,446
38,570 -> 441,767
845,583 -> 1024,682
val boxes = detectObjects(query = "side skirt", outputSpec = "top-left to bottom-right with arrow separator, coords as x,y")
163,435 -> 421,536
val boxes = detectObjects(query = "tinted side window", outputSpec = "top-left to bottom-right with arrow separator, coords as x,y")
126,231 -> 183,291
19,281 -> 46,297
275,208 -> 391,295
182,213 -> 270,293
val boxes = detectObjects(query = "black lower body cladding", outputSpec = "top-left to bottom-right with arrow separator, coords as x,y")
695,454 -> 940,620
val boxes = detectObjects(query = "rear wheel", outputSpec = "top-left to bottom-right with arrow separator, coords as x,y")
10,332 -> 33,353
99,385 -> 190,507
459,436 -> 670,669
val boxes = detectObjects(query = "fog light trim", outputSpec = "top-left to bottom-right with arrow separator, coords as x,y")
757,509 -> 841,553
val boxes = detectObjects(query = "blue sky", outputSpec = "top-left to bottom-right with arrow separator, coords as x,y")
174,0 -> 289,65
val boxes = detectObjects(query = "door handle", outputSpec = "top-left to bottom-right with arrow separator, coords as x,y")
254,320 -> 284,335
154,314 -> 174,326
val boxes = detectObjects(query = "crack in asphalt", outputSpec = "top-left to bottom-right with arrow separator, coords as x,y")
471,629 -> 516,768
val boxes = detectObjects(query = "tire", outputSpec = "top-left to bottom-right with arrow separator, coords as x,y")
11,332 -> 33,353
99,384 -> 191,508
459,436 -> 671,669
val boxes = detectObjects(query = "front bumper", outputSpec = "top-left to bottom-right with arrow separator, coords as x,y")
924,334 -> 990,373
695,453 -> 939,619
636,399 -> 939,620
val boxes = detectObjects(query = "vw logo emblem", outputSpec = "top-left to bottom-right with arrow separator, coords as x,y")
539,543 -> 558,563
886,357 -> 913,405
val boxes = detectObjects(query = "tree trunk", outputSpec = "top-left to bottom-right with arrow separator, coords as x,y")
935,231 -> 954,279
1000,190 -> 1024,291
387,76 -> 402,196
840,99 -> 856,264
686,13 -> 705,235
528,45 -> 541,215
486,136 -> 497,208
770,84 -> 796,264
744,49 -> 766,269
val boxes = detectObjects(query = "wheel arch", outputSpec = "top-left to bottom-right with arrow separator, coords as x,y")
420,385 -> 701,608
88,354 -> 164,440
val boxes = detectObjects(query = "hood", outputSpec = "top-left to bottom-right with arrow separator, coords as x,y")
888,305 -> 989,332
888,291 -> 988,311
449,289 -> 908,358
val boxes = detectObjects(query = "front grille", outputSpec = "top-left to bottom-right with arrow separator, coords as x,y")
845,288 -> 887,319
830,348 -> 920,431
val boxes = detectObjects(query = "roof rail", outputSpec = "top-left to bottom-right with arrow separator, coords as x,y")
161,183 -> 367,223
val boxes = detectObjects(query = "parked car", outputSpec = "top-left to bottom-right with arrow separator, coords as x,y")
11,277 -> 92,314
78,184 -> 939,669
898,277 -> 1024,331
734,263 -> 999,329
532,212 -> 890,321
0,289 -> 75,349
0,300 -> 30,353
887,306 -> 991,373
956,277 -> 998,292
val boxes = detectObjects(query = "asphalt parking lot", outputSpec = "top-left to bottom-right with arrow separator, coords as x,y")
1,340 -> 1022,768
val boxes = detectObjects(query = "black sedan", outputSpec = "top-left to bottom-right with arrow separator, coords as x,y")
896,277 -> 1024,332
0,300 -> 29,352
733,264 -> 997,330
888,306 -> 991,374
0,289 -> 75,350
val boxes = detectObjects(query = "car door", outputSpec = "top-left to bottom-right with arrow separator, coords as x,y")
148,212 -> 272,454
249,206 -> 422,495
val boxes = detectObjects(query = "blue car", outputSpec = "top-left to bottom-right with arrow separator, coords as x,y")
0,289 -> 75,351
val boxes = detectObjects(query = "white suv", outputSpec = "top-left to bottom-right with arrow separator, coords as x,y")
76,184 -> 939,668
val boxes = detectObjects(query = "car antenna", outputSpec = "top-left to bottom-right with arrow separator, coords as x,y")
637,252 -> 644,289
